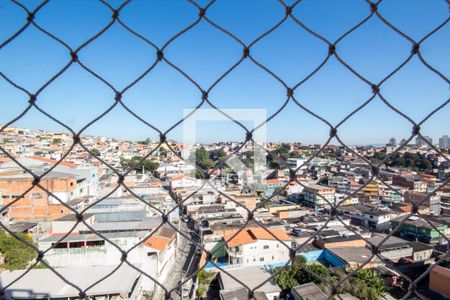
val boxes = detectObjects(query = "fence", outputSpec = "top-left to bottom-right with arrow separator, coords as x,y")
0,0 -> 449,300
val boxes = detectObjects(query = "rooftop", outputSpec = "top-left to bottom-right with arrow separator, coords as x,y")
224,227 -> 291,247
0,264 -> 140,299
219,267 -> 281,295
327,247 -> 381,266
7,222 -> 37,233
292,282 -> 327,300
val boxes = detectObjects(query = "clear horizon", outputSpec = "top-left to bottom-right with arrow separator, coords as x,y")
2,123 -> 448,147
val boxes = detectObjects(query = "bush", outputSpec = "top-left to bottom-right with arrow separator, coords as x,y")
273,256 -> 331,292
196,270 -> 216,299
0,230 -> 37,270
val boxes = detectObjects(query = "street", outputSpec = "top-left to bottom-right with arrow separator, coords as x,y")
159,217 -> 200,300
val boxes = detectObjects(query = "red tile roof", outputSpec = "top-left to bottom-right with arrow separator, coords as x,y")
27,156 -> 77,168
225,228 -> 291,247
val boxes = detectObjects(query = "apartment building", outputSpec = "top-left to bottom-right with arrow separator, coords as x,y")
358,182 -> 380,202
301,184 -> 335,211
338,204 -> 404,231
328,175 -> 351,194
391,216 -> 448,244
224,227 -> 291,268
392,175 -> 427,193
404,191 -> 441,216
39,215 -> 175,294
169,175 -> 199,189
429,262 -> 450,298
0,171 -> 76,221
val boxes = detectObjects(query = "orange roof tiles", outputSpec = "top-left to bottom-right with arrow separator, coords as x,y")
27,156 -> 77,168
399,205 -> 412,213
143,226 -> 176,251
0,157 -> 11,164
169,175 -> 196,182
224,228 -> 291,247
224,230 -> 255,247
144,236 -> 172,251
263,179 -> 282,184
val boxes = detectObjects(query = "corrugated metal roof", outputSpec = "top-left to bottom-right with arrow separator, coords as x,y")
0,264 -> 141,299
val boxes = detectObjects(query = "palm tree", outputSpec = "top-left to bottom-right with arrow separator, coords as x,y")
355,269 -> 385,297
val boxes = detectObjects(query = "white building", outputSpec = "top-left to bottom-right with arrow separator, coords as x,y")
169,175 -> 199,189
338,204 -> 405,231
286,158 -> 308,170
39,217 -> 177,295
224,227 -> 291,268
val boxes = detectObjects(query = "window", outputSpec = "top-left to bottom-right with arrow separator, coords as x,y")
259,257 -> 264,262
263,245 -> 269,249
272,256 -> 274,260
31,193 -> 43,199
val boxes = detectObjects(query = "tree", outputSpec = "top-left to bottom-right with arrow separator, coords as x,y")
272,256 -> 331,293
159,147 -> 168,158
137,138 -> 151,145
0,230 -> 37,270
289,151 -> 303,158
349,269 -> 385,300
385,152 -> 433,172
91,148 -> 101,157
196,270 -> 216,299
52,138 -> 62,144
297,263 -> 330,285
120,156 -> 159,173
318,177 -> 328,185
192,147 -> 215,170
209,149 -> 226,162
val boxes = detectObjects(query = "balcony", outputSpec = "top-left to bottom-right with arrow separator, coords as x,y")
227,247 -> 243,257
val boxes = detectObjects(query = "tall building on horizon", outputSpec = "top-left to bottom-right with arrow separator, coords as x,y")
388,137 -> 397,147
416,136 -> 433,147
439,135 -> 450,148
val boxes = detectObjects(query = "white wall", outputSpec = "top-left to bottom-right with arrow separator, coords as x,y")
229,240 -> 290,267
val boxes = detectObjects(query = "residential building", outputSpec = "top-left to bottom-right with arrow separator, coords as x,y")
404,191 -> 441,216
338,204 -> 403,231
0,265 -> 143,300
392,175 -> 427,193
286,158 -> 308,170
438,135 -> 450,149
367,233 -> 413,262
388,137 -> 397,147
224,227 -> 291,267
301,184 -> 335,211
416,136 -> 432,147
328,175 -> 351,194
169,175 -> 199,189
0,171 -> 76,221
429,262 -> 450,297
390,216 -> 448,244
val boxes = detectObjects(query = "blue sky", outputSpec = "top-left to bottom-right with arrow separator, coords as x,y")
0,0 -> 449,144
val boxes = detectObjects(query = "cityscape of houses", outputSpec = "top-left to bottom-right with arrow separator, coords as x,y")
0,126 -> 449,300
